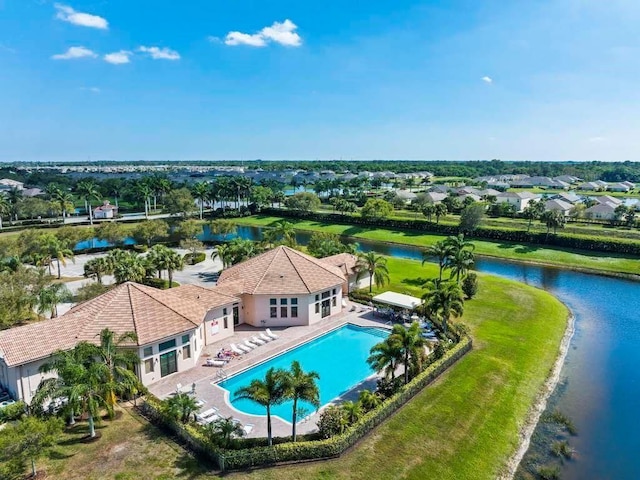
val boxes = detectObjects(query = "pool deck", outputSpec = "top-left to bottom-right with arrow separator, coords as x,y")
147,301 -> 392,439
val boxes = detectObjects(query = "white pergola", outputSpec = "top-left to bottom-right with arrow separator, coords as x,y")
371,291 -> 423,310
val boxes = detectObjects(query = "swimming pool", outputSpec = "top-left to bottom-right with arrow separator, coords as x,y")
218,324 -> 389,422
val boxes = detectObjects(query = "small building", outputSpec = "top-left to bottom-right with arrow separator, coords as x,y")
552,192 -> 582,204
544,199 -> 573,216
395,189 -> 418,203
594,195 -> 622,206
93,201 -> 118,219
608,183 -> 631,193
0,178 -> 24,191
578,181 -> 606,191
495,191 -> 539,212
585,203 -> 617,220
321,252 -> 366,294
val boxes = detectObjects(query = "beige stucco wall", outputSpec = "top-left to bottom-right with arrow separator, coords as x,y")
0,357 -> 57,405
202,302 -> 239,346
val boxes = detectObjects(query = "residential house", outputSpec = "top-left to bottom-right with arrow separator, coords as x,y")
544,199 -> 573,216
0,178 -> 24,191
585,203 -> 618,221
608,183 -> 631,193
578,181 -> 606,191
495,191 -> 540,212
552,192 -> 582,204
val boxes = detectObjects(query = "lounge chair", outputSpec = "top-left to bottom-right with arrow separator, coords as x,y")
237,343 -> 252,353
265,328 -> 279,339
196,407 -> 219,425
251,335 -> 266,345
243,423 -> 254,435
244,339 -> 258,349
206,358 -> 226,367
259,332 -> 273,342
230,343 -> 246,355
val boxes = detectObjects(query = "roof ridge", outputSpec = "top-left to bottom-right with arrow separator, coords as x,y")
284,247 -> 313,293
127,283 -> 141,345
252,247 -> 282,294
74,282 -> 127,341
131,283 -> 202,327
286,246 -> 346,280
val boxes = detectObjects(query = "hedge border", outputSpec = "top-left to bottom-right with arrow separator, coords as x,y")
140,336 -> 472,472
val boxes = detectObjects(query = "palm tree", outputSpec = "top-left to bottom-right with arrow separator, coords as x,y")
282,361 -> 320,442
71,360 -> 113,438
541,210 -> 566,236
0,195 -> 9,230
34,345 -> 92,425
108,250 -> 146,284
44,236 -> 75,279
209,219 -> 237,237
191,181 -> 210,220
84,257 -> 112,284
422,241 -> 451,281
211,244 -> 232,269
55,190 -> 75,222
340,400 -> 362,424
434,203 -> 448,224
367,337 -> 403,381
6,187 -> 22,222
268,220 -> 296,247
204,416 -> 245,448
36,283 -> 72,318
76,181 -> 101,225
164,392 -> 200,423
90,328 -> 140,411
136,182 -> 153,219
389,322 -> 424,384
445,234 -> 475,283
234,367 -> 287,446
356,252 -> 390,293
422,280 -> 464,335
357,390 -> 381,412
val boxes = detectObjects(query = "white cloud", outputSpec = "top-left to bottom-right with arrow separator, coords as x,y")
260,19 -> 302,47
51,46 -> 97,60
138,46 -> 181,60
225,32 -> 267,47
224,19 -> 302,47
482,76 -> 493,84
104,50 -> 132,65
588,136 -> 606,143
54,3 -> 108,30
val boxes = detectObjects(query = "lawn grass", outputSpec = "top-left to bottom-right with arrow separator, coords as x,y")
233,215 -> 640,275
39,258 -> 568,480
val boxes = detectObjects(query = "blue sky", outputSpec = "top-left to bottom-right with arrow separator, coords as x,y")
1,0 -> 640,162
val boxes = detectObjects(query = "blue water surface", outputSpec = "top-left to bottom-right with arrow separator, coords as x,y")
219,324 -> 388,422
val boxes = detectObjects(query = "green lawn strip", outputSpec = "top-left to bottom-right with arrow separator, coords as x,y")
232,215 -> 640,275
227,258 -> 568,480
41,406 -> 215,480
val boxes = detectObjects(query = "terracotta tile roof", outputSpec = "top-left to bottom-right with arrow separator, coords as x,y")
321,253 -> 359,276
0,282 -> 205,367
217,246 -> 345,295
168,284 -> 241,309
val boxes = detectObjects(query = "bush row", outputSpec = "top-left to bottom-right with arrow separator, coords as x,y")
141,337 -> 471,471
261,208 -> 640,256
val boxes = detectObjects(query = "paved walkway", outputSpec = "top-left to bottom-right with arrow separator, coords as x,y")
148,303 -> 392,438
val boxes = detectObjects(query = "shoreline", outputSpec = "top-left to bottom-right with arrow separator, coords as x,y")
498,308 -> 576,480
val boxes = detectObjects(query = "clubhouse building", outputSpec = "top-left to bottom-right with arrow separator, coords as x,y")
0,246 -> 349,404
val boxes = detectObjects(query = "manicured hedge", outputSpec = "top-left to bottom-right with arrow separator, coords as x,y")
140,336 -> 471,472
183,252 -> 206,265
260,208 -> 640,256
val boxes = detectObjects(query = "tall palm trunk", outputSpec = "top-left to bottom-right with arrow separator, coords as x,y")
168,269 -> 173,287
69,410 -> 75,425
57,258 -> 62,279
404,351 -> 409,384
88,413 -> 96,438
292,398 -> 298,442
267,406 -> 273,446
30,458 -> 37,478
88,200 -> 94,225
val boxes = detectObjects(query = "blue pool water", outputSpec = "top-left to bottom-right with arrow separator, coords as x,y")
218,324 -> 388,422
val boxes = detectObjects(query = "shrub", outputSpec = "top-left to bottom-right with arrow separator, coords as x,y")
183,252 -> 206,265
74,283 -> 113,302
133,244 -> 149,253
462,272 -> 479,299
0,401 -> 26,423
317,406 -> 346,439
141,278 -> 180,289
544,409 -> 577,435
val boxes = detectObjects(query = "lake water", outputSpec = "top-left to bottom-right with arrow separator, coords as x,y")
74,223 -> 640,477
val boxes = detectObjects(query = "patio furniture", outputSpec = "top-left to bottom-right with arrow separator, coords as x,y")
265,328 -> 279,339
206,358 -> 226,367
259,332 -> 273,342
251,335 -> 266,345
236,343 -> 252,353
243,423 -> 254,435
230,343 -> 246,355
196,407 -> 219,425
244,339 -> 258,350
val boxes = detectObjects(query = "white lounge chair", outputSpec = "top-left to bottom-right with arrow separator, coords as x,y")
206,358 -> 226,367
230,343 -> 246,355
243,423 -> 254,435
265,328 -> 278,339
251,335 -> 266,345
259,332 -> 273,342
237,343 -> 251,353
244,339 -> 258,350
196,407 -> 219,425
